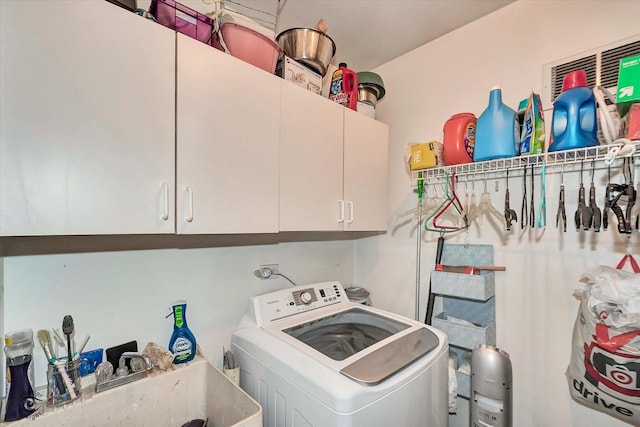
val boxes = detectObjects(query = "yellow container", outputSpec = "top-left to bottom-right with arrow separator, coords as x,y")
410,141 -> 439,170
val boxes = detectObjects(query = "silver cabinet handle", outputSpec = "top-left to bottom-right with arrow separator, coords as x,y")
185,186 -> 194,223
347,201 -> 354,224
337,200 -> 345,223
161,183 -> 169,220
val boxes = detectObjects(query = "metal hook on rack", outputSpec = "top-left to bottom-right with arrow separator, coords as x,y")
463,176 -> 470,213
521,165 -> 528,230
434,180 -> 443,199
589,159 -> 602,232
556,164 -> 566,232
625,157 -> 636,233
467,175 -> 480,226
504,169 -> 517,231
530,164 -> 535,228
422,179 -> 430,199
631,159 -> 640,230
575,159 -> 592,231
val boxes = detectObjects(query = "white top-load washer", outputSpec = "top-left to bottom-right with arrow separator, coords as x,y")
231,281 -> 449,427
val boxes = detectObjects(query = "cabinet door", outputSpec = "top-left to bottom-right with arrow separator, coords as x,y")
343,109 -> 389,231
176,34 -> 280,234
280,84 -> 344,231
0,1 -> 175,236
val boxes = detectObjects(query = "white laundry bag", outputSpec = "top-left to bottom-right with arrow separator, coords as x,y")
566,264 -> 640,425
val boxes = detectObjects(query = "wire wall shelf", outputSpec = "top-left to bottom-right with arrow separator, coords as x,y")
411,141 -> 640,185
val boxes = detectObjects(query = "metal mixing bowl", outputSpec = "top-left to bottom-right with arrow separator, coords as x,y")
358,86 -> 380,106
357,72 -> 385,100
276,28 -> 336,76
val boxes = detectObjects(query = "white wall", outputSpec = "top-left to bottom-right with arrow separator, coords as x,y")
1,237 -> 354,389
357,1 -> 640,426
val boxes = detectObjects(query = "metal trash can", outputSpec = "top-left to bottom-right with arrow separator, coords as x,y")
345,287 -> 372,306
470,344 -> 512,427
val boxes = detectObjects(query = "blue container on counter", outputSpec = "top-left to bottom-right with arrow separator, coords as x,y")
473,86 -> 519,162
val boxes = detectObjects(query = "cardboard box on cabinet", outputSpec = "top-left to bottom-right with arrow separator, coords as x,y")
276,55 -> 322,95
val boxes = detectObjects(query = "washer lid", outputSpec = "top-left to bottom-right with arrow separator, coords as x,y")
340,328 -> 440,385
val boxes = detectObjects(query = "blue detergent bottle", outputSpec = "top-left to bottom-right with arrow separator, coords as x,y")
473,86 -> 519,162
169,300 -> 197,364
549,70 -> 598,152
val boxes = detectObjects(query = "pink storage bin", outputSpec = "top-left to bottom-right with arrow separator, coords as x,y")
150,0 -> 215,46
214,22 -> 282,74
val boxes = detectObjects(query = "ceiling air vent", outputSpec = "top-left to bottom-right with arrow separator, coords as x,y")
542,35 -> 640,110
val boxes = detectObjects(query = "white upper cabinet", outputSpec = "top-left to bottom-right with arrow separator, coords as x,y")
343,108 -> 389,231
175,34 -> 280,234
279,84 -> 344,231
280,85 -> 389,232
0,1 -> 175,236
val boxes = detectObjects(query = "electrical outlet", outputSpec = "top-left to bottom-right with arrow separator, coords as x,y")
261,264 -> 279,278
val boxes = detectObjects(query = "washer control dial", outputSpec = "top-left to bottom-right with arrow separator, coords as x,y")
300,291 -> 313,304
292,288 -> 317,306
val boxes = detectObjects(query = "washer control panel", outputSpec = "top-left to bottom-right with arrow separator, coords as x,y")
252,281 -> 350,326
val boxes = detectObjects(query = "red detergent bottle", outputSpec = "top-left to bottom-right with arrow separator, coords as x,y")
329,63 -> 358,110
443,112 -> 477,165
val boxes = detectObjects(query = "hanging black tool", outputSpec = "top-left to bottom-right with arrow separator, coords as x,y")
624,157 -> 636,234
575,160 -> 592,230
556,165 -> 566,232
589,160 -> 602,232
529,164 -> 535,228
504,170 -> 517,230
425,234 -> 445,325
604,182 -> 626,233
521,165 -> 527,230
604,162 -> 633,234
604,166 -> 613,231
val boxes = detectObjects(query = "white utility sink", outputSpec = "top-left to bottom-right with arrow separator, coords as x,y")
6,356 -> 262,426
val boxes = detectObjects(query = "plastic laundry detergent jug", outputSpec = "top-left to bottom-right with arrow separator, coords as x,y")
549,70 -> 598,152
329,63 -> 358,111
474,86 -> 519,162
443,112 -> 476,165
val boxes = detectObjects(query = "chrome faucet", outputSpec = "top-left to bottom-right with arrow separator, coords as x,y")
119,352 -> 153,374
95,352 -> 154,393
